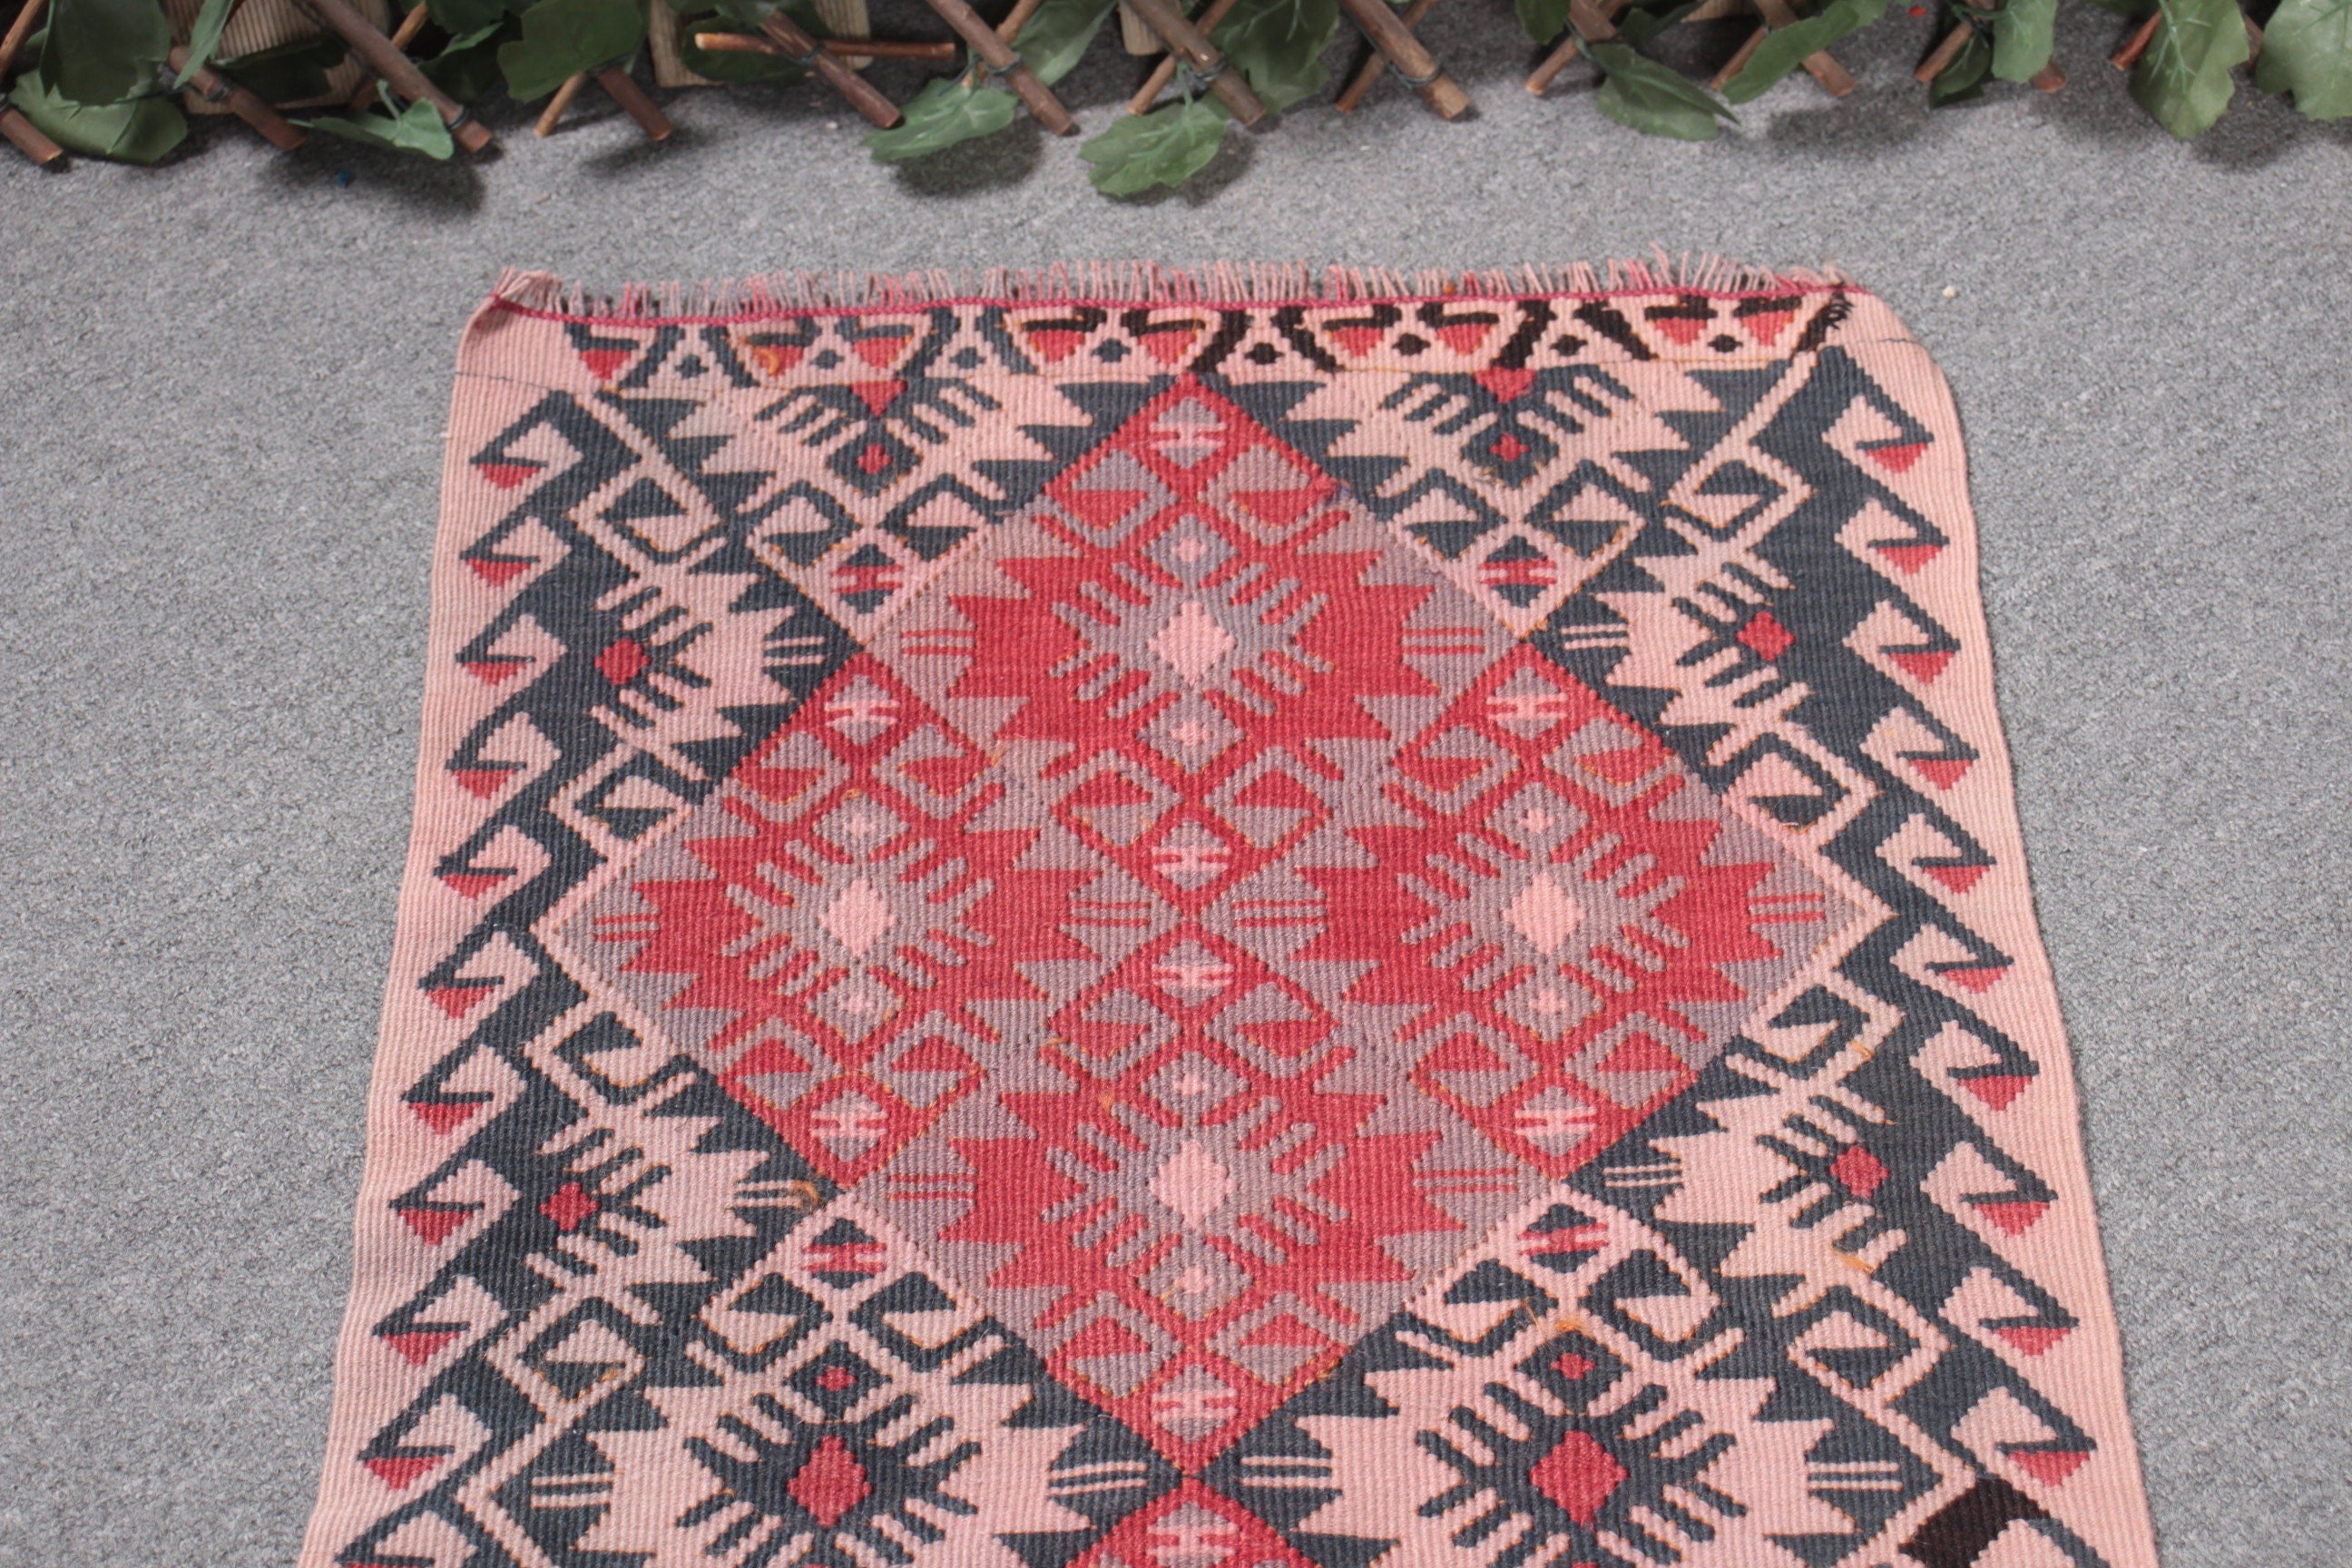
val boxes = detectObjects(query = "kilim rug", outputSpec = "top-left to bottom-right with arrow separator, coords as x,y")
299,262 -> 2161,1568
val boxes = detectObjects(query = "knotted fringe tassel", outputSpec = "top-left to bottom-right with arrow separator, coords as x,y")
493,254 -> 1856,323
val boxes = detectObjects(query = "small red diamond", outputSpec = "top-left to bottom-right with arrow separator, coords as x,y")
540,1181 -> 598,1232
1831,1144 -> 1889,1200
1739,611 -> 1795,662
596,637 -> 649,686
1528,1430 -> 1626,1526
858,442 -> 894,475
817,1365 -> 857,1391
1492,433 -> 1528,463
788,1435 -> 872,1526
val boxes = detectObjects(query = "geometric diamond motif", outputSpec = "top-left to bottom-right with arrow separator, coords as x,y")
558,377 -> 1865,1471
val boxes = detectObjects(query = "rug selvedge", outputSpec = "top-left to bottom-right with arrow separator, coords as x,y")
299,268 -> 2161,1568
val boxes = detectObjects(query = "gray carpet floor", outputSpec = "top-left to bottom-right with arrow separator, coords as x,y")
3,9 -> 2348,1563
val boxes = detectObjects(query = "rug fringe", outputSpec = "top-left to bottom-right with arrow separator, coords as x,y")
491,254 -> 1856,323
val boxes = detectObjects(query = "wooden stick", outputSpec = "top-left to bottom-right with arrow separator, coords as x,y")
534,70 -> 587,134
1336,0 -> 1441,110
1710,20 -> 1767,88
0,0 -> 48,80
1527,34 -> 1580,91
1943,0 -> 2055,88
1914,20 -> 1972,81
918,0 -> 1075,132
289,0 -> 493,150
1527,0 -> 1625,93
167,44 -> 307,148
1118,3 -> 1162,53
2103,8 -> 2264,74
1567,0 -> 1619,38
0,0 -> 61,164
954,0 -> 1048,86
757,9 -> 901,126
1917,19 -> 2067,88
1119,0 -> 1266,122
997,0 -> 1051,41
594,63 -> 671,140
1332,0 -> 1468,117
695,31 -> 959,60
2108,11 -> 2157,69
1128,0 -> 1241,112
347,2 -> 427,109
1948,0 -> 2063,90
0,107 -> 63,165
1725,0 -> 1857,96
1758,0 -> 1855,93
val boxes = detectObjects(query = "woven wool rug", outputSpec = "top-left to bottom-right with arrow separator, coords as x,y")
301,263 -> 2161,1568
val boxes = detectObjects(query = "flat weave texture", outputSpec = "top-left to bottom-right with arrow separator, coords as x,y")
300,264 -> 2160,1568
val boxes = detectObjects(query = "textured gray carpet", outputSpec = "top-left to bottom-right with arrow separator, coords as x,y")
3,10 -> 2347,1563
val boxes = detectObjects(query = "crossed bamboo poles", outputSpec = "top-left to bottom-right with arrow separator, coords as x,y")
0,0 -> 2137,172
0,0 -> 1469,165
1,0 -> 61,163
1522,0 -> 1853,100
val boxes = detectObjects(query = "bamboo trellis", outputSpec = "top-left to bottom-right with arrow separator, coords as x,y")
0,0 -> 2095,172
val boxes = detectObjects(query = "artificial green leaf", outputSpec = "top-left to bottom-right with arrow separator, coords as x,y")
1989,0 -> 2055,80
1616,0 -> 1706,46
176,0 -> 238,85
1588,39 -> 1734,138
300,93 -> 458,156
423,23 -> 510,102
1080,94 -> 1228,194
2130,0 -> 2249,134
430,0 -> 517,32
215,37 -> 344,101
10,64 -> 186,160
497,0 -> 647,101
44,0 -> 173,103
1016,0 -> 1122,83
1721,0 -> 1885,102
1516,0 -> 1570,44
864,76 -> 1018,160
2255,0 -> 2352,117
1929,25 -> 1992,101
1210,0 -> 1338,112
708,0 -> 789,27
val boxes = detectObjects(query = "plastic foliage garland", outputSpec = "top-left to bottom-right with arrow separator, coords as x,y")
5,0 -> 2345,185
